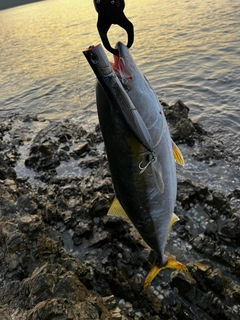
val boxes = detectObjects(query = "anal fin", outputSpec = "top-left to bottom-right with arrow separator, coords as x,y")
170,213 -> 179,229
108,197 -> 129,220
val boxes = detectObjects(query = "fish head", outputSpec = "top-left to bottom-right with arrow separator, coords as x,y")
111,41 -> 141,90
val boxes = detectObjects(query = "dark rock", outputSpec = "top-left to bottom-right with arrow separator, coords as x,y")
17,195 -> 38,215
197,292 -> 224,317
232,188 -> 240,199
220,213 -> 240,245
0,154 -> 17,180
204,268 -> 227,295
177,179 -> 208,208
175,118 -> 195,138
0,114 -> 239,320
192,139 -> 227,162
162,99 -> 207,143
171,270 -> 197,302
162,99 -> 190,123
72,141 -> 89,157
72,220 -> 93,245
90,193 -> 111,217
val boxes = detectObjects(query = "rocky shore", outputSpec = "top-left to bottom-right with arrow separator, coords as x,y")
0,100 -> 240,319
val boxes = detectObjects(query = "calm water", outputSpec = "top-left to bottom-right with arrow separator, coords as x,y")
0,0 -> 240,191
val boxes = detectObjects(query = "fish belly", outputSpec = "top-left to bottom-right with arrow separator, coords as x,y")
124,79 -> 177,261
96,81 -> 164,257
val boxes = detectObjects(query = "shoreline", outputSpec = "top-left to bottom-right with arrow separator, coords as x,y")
0,100 -> 240,319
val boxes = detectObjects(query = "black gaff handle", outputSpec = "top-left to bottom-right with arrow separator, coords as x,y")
93,0 -> 134,56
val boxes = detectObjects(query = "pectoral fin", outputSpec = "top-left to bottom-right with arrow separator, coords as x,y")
108,197 -> 129,220
139,154 -> 164,193
144,258 -> 187,288
172,140 -> 184,166
151,160 -> 164,193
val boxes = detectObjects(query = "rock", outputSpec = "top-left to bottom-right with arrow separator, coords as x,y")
72,141 -> 89,157
17,195 -> 38,215
232,188 -> 240,199
175,118 -> 195,138
177,179 -> 208,208
220,214 -> 240,245
204,268 -> 227,295
0,154 -> 17,180
162,99 -> 207,142
72,220 -> 93,245
197,292 -> 224,317
0,113 -> 239,320
171,270 -> 197,302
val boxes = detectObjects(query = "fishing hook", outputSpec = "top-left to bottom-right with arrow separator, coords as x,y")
139,153 -> 155,174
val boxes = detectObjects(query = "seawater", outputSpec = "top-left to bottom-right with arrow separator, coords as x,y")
0,0 -> 239,193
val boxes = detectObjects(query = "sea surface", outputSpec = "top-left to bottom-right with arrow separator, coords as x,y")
0,0 -> 239,193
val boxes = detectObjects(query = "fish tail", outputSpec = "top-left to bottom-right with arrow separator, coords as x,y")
144,257 -> 187,288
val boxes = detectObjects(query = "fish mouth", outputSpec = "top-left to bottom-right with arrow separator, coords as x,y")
115,41 -> 128,59
115,41 -> 133,67
112,42 -> 134,83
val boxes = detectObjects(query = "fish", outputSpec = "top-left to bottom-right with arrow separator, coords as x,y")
83,43 -> 187,287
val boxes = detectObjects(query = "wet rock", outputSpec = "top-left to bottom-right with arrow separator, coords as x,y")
177,179 -> 209,208
72,141 -> 89,157
26,139 -> 60,170
0,114 -> 240,320
175,118 -> 195,138
211,190 -> 231,211
72,220 -> 93,245
162,99 -> 190,123
17,195 -> 38,215
220,213 -> 240,245
0,183 -> 18,216
24,121 -> 89,180
232,188 -> 240,199
0,154 -> 17,180
197,291 -> 224,317
204,268 -> 227,295
171,270 -> 197,302
162,99 -> 207,142
192,139 -> 226,161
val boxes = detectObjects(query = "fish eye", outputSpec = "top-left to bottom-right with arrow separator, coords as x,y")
90,52 -> 99,64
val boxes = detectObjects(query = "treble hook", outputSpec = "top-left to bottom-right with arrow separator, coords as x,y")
139,153 -> 155,174
93,0 -> 134,56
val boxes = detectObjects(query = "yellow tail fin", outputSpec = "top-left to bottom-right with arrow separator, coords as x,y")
144,257 -> 187,288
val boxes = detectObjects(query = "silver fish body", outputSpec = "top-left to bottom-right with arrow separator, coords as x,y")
83,43 -> 186,286
113,42 -> 178,264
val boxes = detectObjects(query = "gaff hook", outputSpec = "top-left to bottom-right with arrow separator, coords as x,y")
93,0 -> 134,56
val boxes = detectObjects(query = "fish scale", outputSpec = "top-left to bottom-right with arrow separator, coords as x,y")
83,42 -> 186,287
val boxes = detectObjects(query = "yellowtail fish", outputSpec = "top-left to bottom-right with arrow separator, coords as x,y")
83,43 -> 186,287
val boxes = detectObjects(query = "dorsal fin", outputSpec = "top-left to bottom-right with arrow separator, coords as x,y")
108,197 -> 130,220
172,140 -> 185,166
